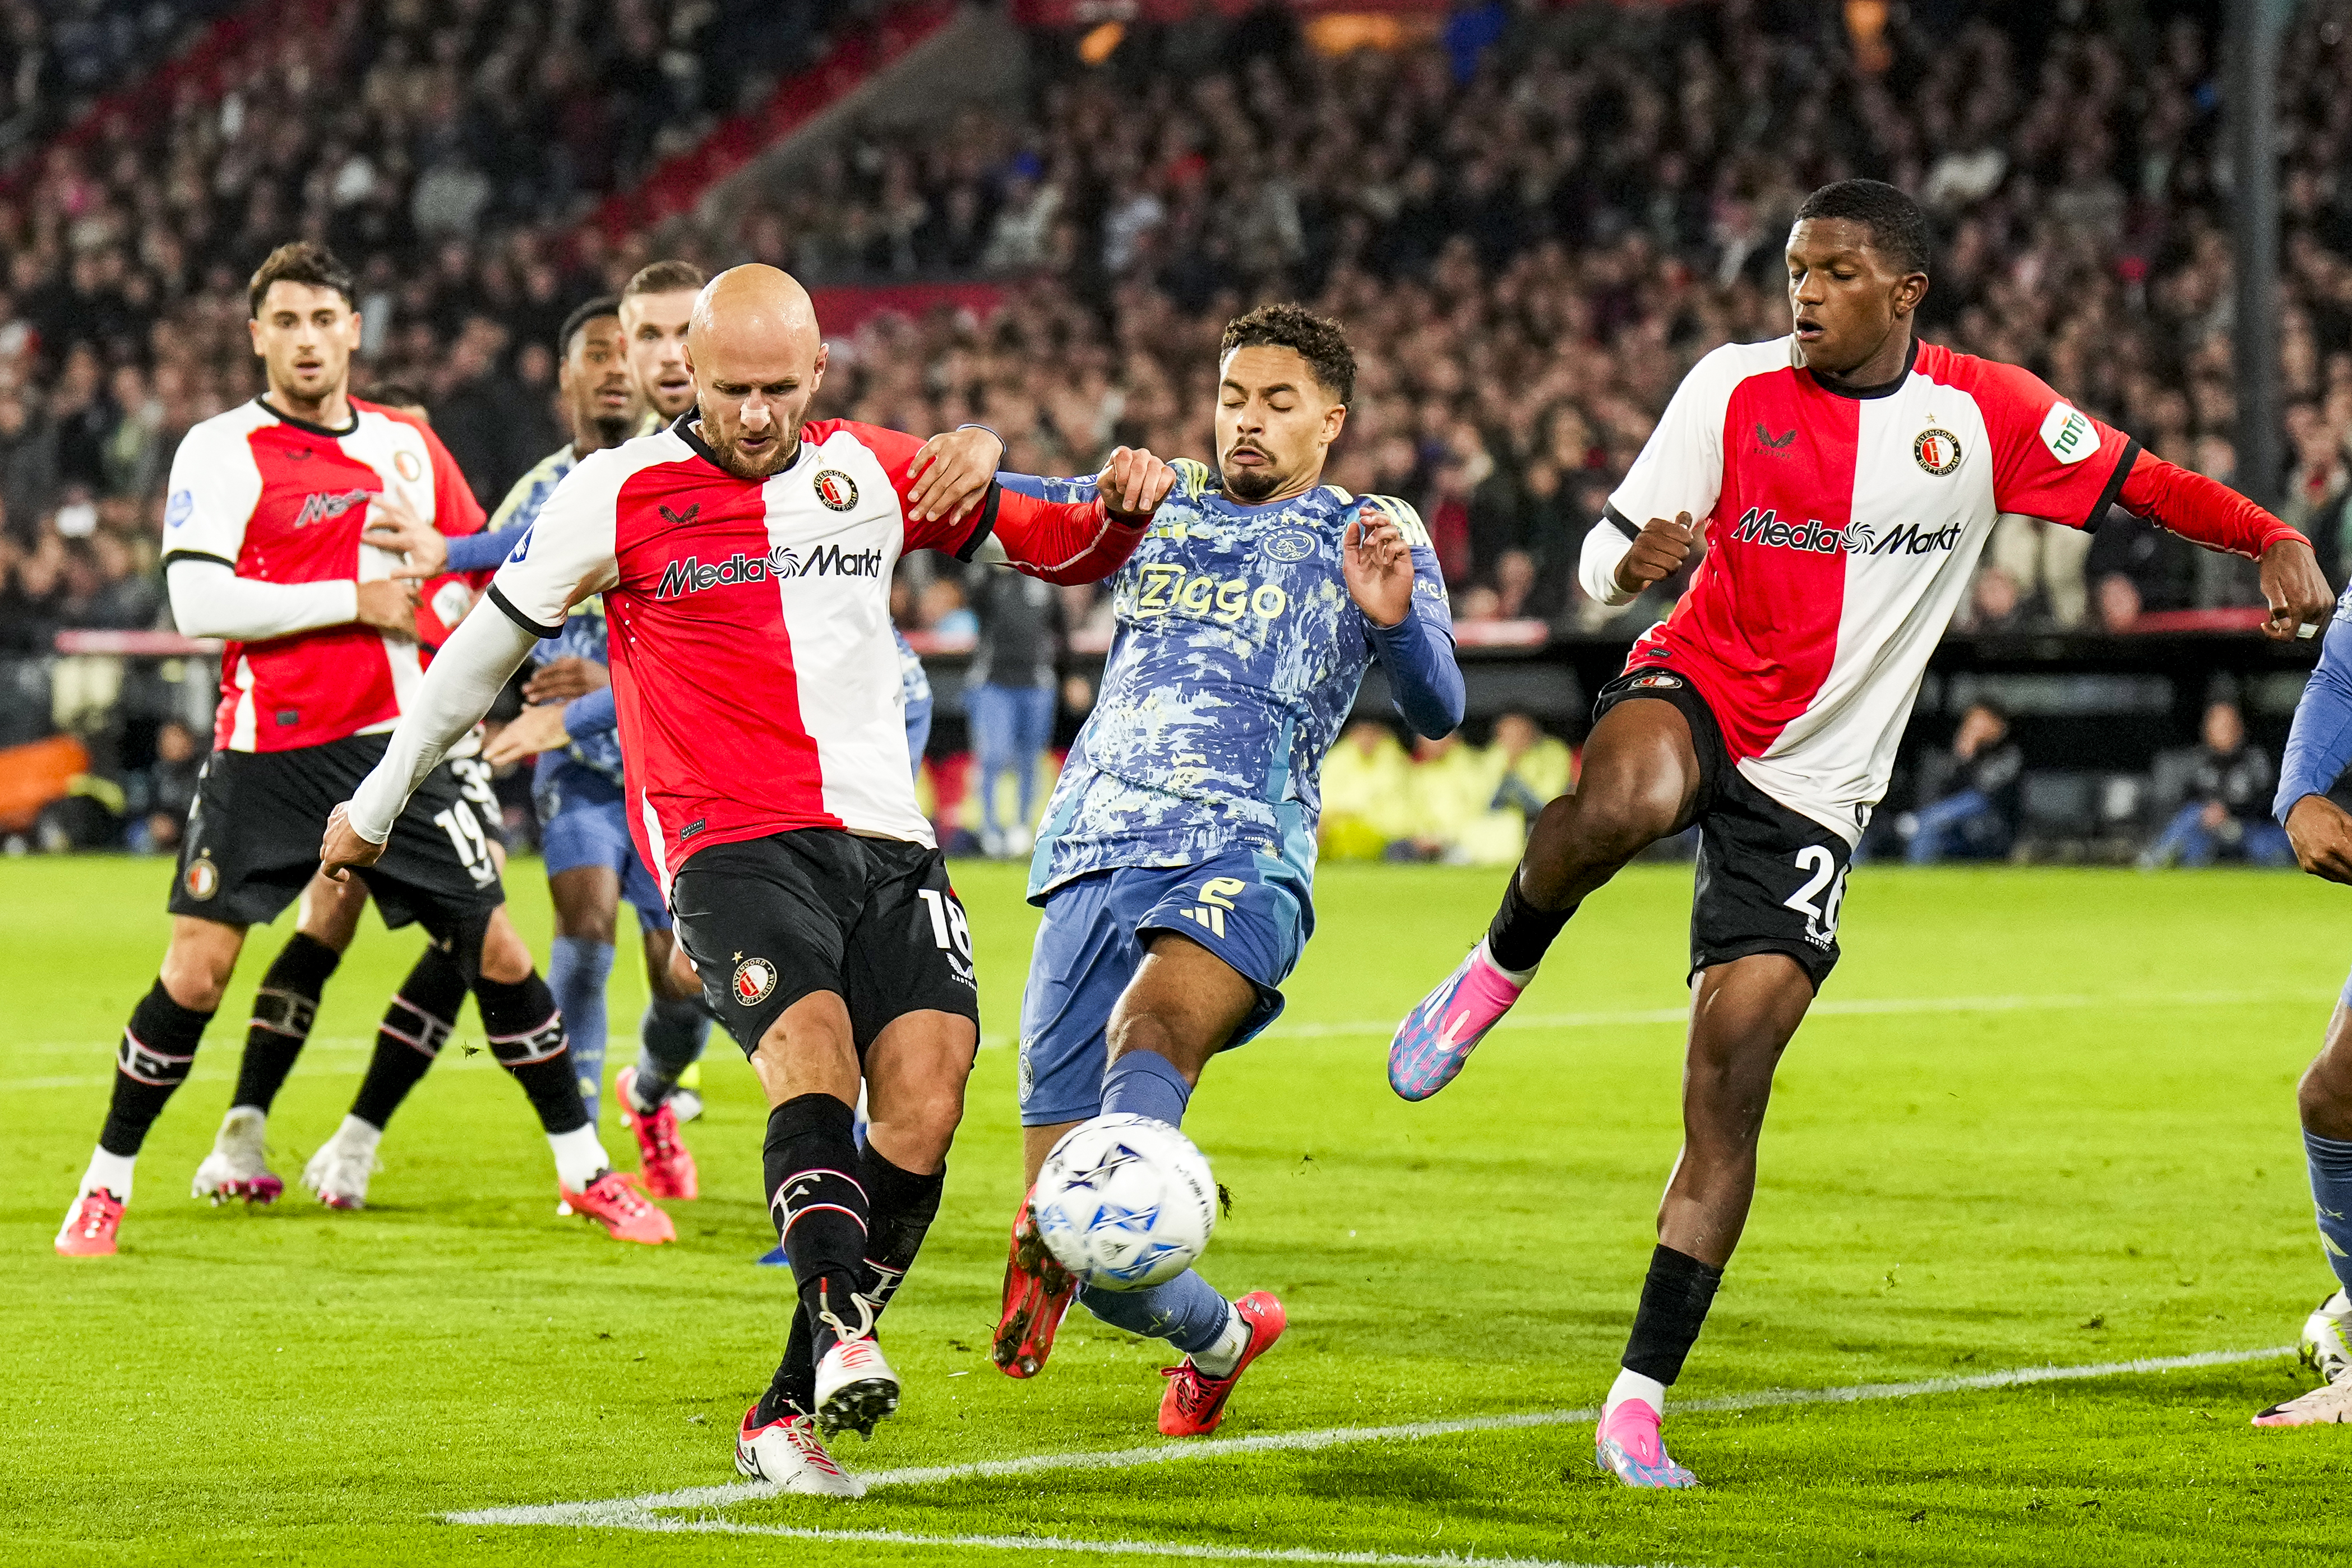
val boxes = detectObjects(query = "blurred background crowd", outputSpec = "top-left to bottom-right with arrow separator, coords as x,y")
0,0 -> 2344,866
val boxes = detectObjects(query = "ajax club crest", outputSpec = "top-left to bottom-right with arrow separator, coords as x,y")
813,469 -> 859,512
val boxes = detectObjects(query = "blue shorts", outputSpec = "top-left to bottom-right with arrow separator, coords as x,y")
1016,850 -> 1307,1126
537,764 -> 669,932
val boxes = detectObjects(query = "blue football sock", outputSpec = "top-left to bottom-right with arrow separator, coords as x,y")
632,994 -> 710,1110
1100,1048 -> 1190,1128
2307,1130 -> 2352,1292
1077,1269 -> 1232,1353
548,937 -> 614,1120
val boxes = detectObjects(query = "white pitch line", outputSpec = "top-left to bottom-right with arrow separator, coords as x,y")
583,1518 -> 1625,1567
447,1343 -> 2288,1532
1258,987 -> 2328,1040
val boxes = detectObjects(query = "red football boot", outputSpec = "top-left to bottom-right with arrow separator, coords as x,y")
56,1188 -> 124,1257
1158,1290 -> 1285,1436
992,1190 -> 1077,1378
616,1066 -> 698,1200
562,1170 -> 676,1245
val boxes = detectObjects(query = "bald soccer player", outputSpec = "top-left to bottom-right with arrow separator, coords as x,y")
321,265 -> 1175,1490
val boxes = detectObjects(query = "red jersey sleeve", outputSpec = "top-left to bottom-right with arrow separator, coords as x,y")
1970,360 -> 2137,531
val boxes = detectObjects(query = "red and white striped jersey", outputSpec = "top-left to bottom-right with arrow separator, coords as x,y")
161,396 -> 486,752
1610,336 -> 2134,842
486,417 -> 1143,891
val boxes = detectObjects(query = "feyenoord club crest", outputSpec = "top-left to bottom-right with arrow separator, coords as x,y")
732,956 -> 778,1006
813,469 -> 859,511
1913,428 -> 1962,476
394,450 -> 424,482
1629,671 -> 1683,690
184,855 -> 219,901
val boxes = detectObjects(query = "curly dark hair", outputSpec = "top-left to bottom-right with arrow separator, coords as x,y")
1793,179 -> 1931,276
1219,303 -> 1356,405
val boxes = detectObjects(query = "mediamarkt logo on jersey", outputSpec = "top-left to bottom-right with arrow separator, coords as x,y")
1726,506 -> 1963,559
655,543 -> 885,599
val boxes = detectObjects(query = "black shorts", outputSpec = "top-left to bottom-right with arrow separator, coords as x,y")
443,753 -> 509,850
668,829 -> 980,1057
1594,667 -> 1851,991
169,733 -> 506,937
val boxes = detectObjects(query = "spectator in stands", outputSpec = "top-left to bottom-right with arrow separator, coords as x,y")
2140,699 -> 2294,868
0,386 -> 57,549
125,718 -> 202,854
1894,699 -> 2024,864
964,565 -> 1068,858
1320,718 -> 1417,861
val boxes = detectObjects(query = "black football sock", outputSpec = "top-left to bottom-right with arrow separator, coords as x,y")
476,971 -> 590,1136
1620,1244 -> 1725,1386
231,932 -> 341,1113
1486,867 -> 1573,974
857,1145 -> 945,1321
349,943 -> 468,1131
100,980 -> 215,1157
756,1145 -> 946,1424
765,1094 -> 871,1373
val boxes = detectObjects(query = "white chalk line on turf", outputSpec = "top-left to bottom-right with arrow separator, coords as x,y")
447,1343 -> 2289,1535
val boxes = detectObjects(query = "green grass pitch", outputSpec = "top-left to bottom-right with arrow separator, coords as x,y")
6,854 -> 2350,1565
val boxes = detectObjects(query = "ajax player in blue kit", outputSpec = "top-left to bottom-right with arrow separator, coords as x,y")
2259,580 -> 2352,1427
990,305 -> 1465,1434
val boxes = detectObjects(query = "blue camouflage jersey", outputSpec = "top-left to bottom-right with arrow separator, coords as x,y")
486,443 -> 628,788
1001,459 -> 1461,910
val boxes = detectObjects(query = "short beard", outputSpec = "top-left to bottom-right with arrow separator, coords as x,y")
591,413 -> 635,449
1221,462 -> 1281,503
708,431 -> 797,481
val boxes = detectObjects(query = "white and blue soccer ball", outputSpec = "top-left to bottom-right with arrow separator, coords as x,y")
1031,1113 -> 1217,1291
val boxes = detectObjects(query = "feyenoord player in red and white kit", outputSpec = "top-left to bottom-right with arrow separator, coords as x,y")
55,242 -> 660,1260
321,265 -> 1173,1491
1387,183 -> 2336,1488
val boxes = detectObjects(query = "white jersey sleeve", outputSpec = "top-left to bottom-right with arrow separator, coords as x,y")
166,557 -> 356,641
159,417 -> 265,567
345,604 -> 542,843
1604,340 -> 1758,540
482,447 -> 625,638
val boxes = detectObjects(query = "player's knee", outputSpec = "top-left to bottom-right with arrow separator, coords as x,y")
2300,1053 -> 2352,1136
475,915 -> 535,986
159,938 -> 237,1012
1567,779 -> 1680,863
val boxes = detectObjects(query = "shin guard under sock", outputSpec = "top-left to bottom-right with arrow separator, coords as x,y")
1100,1048 -> 1191,1127
100,980 -> 214,1158
476,972 -> 589,1136
1486,868 -> 1573,975
2307,1131 -> 2352,1293
349,943 -> 467,1131
549,937 -> 614,1120
764,1094 -> 871,1394
232,931 -> 340,1113
1620,1243 -> 1725,1387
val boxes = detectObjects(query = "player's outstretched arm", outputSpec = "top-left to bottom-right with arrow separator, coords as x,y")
2278,600 -> 2352,884
1347,499 -> 1464,739
324,605 -> 544,876
979,446 -> 1173,584
2114,450 -> 2331,641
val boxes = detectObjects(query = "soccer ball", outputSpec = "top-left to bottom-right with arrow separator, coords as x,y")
1031,1113 -> 1217,1291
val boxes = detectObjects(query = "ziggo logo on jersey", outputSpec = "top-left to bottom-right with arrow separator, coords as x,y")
1727,507 -> 1964,558
654,544 -> 884,599
1126,563 -> 1290,624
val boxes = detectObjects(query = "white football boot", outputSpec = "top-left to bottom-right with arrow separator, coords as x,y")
813,1336 -> 900,1439
302,1118 -> 381,1210
192,1107 -> 284,1204
734,1407 -> 864,1496
2302,1290 -> 2352,1383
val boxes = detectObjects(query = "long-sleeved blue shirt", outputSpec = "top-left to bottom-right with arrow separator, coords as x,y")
999,459 -> 1464,906
2277,585 -> 2352,822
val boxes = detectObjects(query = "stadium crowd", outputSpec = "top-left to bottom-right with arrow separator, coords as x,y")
0,0 -> 2347,859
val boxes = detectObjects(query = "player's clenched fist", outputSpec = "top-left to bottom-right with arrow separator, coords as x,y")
2287,794 -> 2352,885
2259,538 -> 2335,643
1099,447 -> 1176,523
1614,511 -> 1701,598
319,801 -> 386,883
